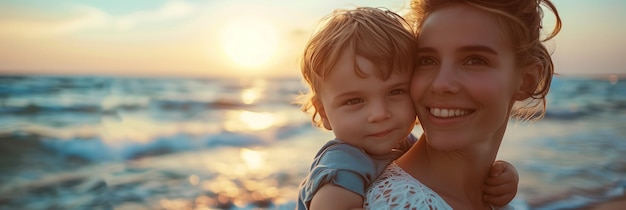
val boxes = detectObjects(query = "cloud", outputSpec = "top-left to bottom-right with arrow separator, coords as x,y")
0,5 -> 108,38
0,0 -> 196,38
114,0 -> 195,31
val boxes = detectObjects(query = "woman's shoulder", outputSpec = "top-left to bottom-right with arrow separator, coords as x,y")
364,162 -> 452,210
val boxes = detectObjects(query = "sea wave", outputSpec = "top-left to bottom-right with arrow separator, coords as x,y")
2,75 -> 625,209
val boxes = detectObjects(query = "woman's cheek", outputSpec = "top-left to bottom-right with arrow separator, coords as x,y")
410,72 -> 429,102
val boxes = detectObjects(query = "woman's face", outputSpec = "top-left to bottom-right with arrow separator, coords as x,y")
411,3 -> 524,150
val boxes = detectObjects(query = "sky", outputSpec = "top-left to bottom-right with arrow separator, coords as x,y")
0,0 -> 624,78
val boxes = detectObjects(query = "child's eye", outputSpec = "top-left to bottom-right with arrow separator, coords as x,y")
344,98 -> 364,105
389,89 -> 406,96
464,56 -> 488,65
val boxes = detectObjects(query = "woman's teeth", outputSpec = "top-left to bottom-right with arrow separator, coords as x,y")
430,108 -> 470,118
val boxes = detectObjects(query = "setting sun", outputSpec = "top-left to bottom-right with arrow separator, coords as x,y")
220,18 -> 279,69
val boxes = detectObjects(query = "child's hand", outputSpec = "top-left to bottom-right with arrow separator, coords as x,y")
482,160 -> 519,207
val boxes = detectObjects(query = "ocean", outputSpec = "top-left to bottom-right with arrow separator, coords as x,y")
0,75 -> 624,210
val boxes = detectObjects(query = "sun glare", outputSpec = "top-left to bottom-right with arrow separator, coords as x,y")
240,148 -> 265,171
220,18 -> 279,69
242,89 -> 259,104
223,110 -> 278,132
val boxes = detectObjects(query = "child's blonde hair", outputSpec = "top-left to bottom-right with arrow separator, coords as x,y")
297,7 -> 417,128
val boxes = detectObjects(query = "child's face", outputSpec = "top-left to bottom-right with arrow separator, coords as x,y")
410,4 -> 525,150
315,50 -> 416,155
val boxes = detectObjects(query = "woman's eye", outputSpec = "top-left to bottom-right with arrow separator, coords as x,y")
344,98 -> 364,105
417,56 -> 437,66
389,89 -> 406,96
465,56 -> 488,65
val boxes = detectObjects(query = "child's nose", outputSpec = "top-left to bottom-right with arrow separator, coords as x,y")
367,101 -> 390,123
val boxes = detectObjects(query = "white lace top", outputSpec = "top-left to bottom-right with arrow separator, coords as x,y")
365,162 -> 514,210
364,162 -> 452,210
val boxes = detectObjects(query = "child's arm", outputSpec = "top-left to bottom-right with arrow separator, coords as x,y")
482,160 -> 519,207
310,184 -> 364,210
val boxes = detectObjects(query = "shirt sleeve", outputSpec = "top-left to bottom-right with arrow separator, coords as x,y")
397,133 -> 418,152
300,144 -> 376,206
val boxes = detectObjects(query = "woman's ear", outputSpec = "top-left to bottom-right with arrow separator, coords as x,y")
313,99 -> 332,130
515,64 -> 541,101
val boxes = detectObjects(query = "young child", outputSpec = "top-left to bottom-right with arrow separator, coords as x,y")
296,7 -> 519,210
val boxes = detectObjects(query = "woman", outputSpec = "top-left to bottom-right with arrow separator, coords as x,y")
364,0 -> 562,209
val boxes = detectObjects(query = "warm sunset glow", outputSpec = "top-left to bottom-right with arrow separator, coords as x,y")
241,79 -> 267,104
609,74 -> 618,85
223,110 -> 279,132
240,148 -> 265,170
220,18 -> 279,70
239,111 -> 277,130
242,89 -> 259,104
0,1 -> 622,77
188,174 -> 200,186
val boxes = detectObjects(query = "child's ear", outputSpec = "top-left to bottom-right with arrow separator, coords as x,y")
515,64 -> 541,101
313,99 -> 332,130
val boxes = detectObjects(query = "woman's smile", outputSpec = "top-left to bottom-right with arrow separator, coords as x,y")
428,107 -> 473,118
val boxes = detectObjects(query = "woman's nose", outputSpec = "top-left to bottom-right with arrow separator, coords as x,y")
431,63 -> 460,95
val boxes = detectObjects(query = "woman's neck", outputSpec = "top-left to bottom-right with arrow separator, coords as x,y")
396,133 -> 503,209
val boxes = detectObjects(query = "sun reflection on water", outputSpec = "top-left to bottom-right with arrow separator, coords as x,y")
608,74 -> 618,85
101,117 -> 176,144
241,79 -> 267,105
224,110 -> 280,132
243,111 -> 276,130
241,89 -> 258,104
240,148 -> 265,171
188,174 -> 199,186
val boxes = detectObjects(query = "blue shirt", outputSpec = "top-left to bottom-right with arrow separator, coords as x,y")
296,133 -> 417,210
